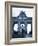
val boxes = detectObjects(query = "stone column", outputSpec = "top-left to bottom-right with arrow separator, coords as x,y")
18,21 -> 22,37
24,21 -> 27,37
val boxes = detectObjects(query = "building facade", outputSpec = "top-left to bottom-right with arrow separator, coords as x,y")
11,11 -> 32,38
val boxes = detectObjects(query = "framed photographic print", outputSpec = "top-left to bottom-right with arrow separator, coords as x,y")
5,2 -> 37,44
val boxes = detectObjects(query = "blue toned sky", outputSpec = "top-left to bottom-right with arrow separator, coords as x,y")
12,7 -> 35,17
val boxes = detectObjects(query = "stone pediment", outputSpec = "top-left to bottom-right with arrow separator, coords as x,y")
17,11 -> 27,19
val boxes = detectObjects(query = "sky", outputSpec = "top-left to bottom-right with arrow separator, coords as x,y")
12,7 -> 35,17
